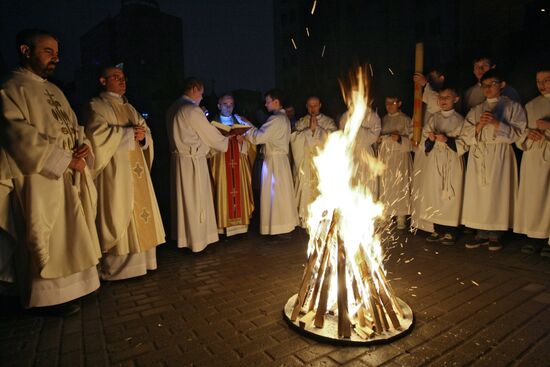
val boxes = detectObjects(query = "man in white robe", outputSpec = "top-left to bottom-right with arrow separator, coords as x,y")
0,29 -> 101,315
339,107 -> 381,199
166,78 -> 229,252
514,68 -> 550,256
419,88 -> 467,245
462,69 -> 526,251
378,97 -> 413,230
291,96 -> 337,228
85,66 -> 165,280
209,94 -> 255,237
246,89 -> 298,236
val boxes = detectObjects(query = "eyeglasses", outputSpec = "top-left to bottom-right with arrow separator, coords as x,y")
481,80 -> 501,89
106,75 -> 127,82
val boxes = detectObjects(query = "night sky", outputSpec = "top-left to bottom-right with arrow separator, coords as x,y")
0,0 -> 275,94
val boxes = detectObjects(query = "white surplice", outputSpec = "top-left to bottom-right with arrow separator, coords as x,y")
418,110 -> 467,226
378,112 -> 413,217
247,110 -> 298,235
291,115 -> 337,227
166,96 -> 228,252
461,97 -> 527,230
514,94 -> 550,238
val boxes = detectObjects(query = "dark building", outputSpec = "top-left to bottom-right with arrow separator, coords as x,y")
273,0 -> 548,117
77,0 -> 183,111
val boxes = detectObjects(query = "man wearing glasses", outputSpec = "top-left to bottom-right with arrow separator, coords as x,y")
84,65 -> 165,280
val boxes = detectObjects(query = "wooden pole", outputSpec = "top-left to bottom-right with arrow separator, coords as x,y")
337,235 -> 351,338
412,42 -> 424,146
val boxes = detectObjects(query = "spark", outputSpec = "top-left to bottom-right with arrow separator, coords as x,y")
291,38 -> 298,50
404,257 -> 414,264
471,280 -> 479,287
388,67 -> 394,75
417,272 -> 422,275
369,64 -> 374,77
306,27 -> 310,37
321,44 -> 326,58
311,0 -> 317,14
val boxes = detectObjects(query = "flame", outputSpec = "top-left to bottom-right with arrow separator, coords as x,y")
302,66 -> 396,329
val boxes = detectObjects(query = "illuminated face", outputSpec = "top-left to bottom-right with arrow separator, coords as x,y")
265,95 -> 280,112
100,67 -> 126,96
473,59 -> 493,81
384,97 -> 401,114
23,35 -> 59,78
481,77 -> 505,99
218,95 -> 234,117
437,89 -> 458,111
306,97 -> 321,116
536,71 -> 550,95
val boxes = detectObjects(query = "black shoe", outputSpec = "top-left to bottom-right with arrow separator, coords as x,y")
32,302 -> 81,317
440,233 -> 456,246
426,232 -> 442,243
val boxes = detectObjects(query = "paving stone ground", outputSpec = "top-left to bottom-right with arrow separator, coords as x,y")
1,227 -> 550,367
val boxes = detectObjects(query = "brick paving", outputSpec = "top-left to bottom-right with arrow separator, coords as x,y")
1,228 -> 550,367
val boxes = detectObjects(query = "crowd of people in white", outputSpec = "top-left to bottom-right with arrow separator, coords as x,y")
0,29 -> 548,316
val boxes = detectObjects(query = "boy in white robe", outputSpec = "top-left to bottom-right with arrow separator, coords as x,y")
462,69 -> 527,251
246,89 -> 298,236
377,96 -> 412,229
410,68 -> 445,233
514,67 -> 550,256
420,87 -> 467,245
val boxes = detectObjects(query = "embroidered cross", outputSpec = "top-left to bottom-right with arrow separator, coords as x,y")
140,208 -> 150,223
133,162 -> 144,178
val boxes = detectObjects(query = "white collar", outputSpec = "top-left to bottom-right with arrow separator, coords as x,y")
486,97 -> 499,103
441,109 -> 455,117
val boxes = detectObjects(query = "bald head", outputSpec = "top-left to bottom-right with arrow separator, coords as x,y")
306,96 -> 322,116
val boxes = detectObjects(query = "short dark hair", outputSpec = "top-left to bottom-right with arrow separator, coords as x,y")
16,29 -> 57,60
473,56 -> 494,66
535,66 -> 550,74
265,88 -> 285,106
480,68 -> 505,83
183,77 -> 203,93
218,93 -> 234,103
98,64 -> 122,78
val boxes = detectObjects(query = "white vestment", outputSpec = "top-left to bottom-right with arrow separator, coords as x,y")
166,96 -> 228,252
378,112 -> 412,217
247,110 -> 298,234
291,114 -> 337,227
418,110 -> 467,226
339,109 -> 381,199
514,95 -> 550,238
85,92 -> 165,280
461,97 -> 527,230
0,68 -> 100,307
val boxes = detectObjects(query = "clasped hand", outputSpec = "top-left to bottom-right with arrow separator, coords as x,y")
70,143 -> 91,172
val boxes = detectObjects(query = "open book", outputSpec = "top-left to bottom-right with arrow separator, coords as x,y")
211,120 -> 251,136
